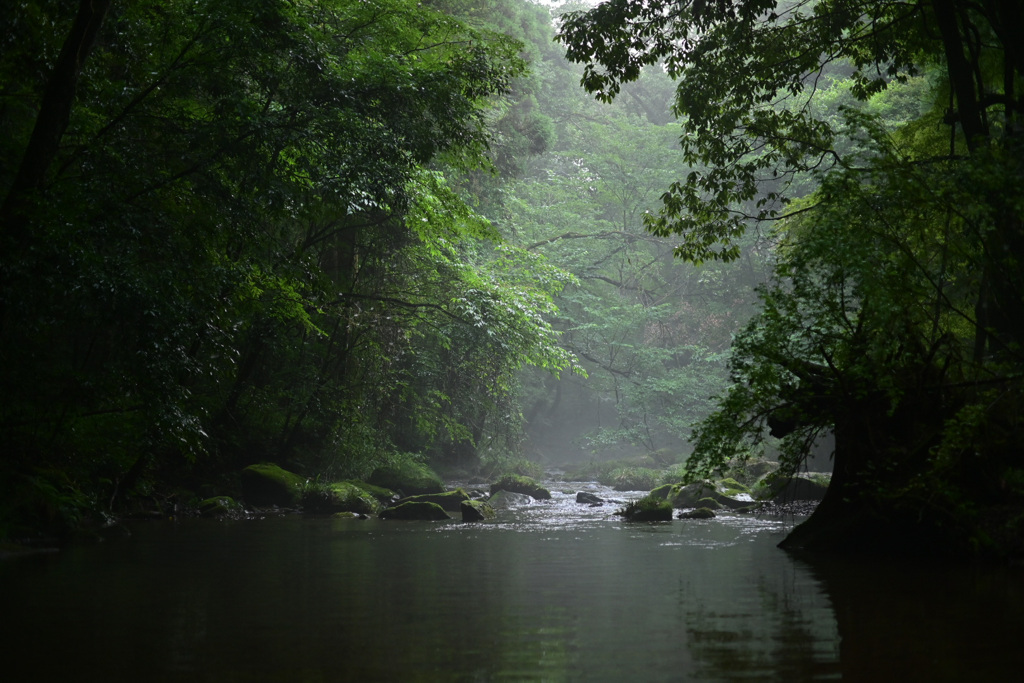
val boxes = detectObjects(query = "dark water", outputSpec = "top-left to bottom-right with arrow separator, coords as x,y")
2,483 -> 1022,682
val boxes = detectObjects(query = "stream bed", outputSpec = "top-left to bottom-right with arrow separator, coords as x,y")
2,480 -> 1022,681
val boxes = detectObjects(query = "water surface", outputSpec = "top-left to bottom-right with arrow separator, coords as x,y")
2,483 -> 1020,681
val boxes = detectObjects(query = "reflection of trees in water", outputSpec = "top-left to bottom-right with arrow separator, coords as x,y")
681,543 -> 842,681
800,556 -> 1024,682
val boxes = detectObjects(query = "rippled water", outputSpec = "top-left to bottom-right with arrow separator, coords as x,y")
2,481 -> 1021,681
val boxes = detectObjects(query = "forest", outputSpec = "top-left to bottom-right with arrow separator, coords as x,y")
2,0 -> 1022,559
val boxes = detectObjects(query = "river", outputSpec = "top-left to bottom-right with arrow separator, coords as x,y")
2,480 -> 1022,681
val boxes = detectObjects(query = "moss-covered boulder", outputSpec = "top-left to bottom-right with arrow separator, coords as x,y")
649,483 -> 676,500
302,482 -> 381,515
760,475 -> 830,502
725,458 -> 780,487
240,463 -> 305,507
486,490 -> 534,509
460,499 -> 496,522
368,461 -> 445,496
395,489 -> 470,512
343,480 -> 400,505
198,496 -> 243,518
617,496 -> 673,522
489,474 -> 551,500
379,501 -> 451,521
718,477 -> 751,496
679,507 -> 716,520
668,481 -> 749,510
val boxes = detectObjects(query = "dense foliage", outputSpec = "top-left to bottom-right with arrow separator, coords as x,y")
0,0 -> 577,535
561,0 -> 1024,556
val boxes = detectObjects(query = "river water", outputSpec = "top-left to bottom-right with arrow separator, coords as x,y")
2,481 -> 1022,681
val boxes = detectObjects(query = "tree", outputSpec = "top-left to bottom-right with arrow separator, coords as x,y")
0,0 -> 572,533
499,39 -> 770,463
559,1 -> 1024,556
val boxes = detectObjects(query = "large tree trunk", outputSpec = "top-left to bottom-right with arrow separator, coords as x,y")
777,401 -> 880,553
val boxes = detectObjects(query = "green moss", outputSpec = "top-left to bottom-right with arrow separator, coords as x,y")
460,499 -> 496,521
240,463 -> 305,507
395,489 -> 469,512
718,477 -> 751,496
302,481 -> 381,515
649,483 -> 677,499
343,480 -> 398,504
617,495 -> 673,522
368,460 -> 445,496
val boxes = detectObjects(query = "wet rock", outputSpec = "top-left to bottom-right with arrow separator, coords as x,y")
460,499 -> 496,522
761,475 -> 829,502
679,507 -> 716,520
486,490 -> 534,509
576,491 -> 603,504
395,489 -> 470,512
668,481 -> 749,510
378,501 -> 450,521
489,475 -> 551,500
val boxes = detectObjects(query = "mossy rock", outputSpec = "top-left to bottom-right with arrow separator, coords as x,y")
617,495 -> 673,522
461,499 -> 496,522
725,458 -> 780,486
395,489 -> 470,512
332,511 -> 367,519
668,481 -> 717,508
489,474 -> 551,500
718,477 -> 751,496
240,463 -> 305,507
379,501 -> 451,521
368,461 -> 445,496
761,475 -> 829,502
302,482 -> 381,515
679,507 -> 716,520
669,481 -> 749,510
198,496 -> 242,518
649,483 -> 677,500
696,497 -> 723,510
486,489 -> 534,509
343,480 -> 399,505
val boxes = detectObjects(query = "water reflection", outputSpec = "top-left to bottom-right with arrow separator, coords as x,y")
1,485 -> 1020,681
799,554 -> 1024,682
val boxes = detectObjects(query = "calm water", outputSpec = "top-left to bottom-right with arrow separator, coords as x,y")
2,482 -> 1022,681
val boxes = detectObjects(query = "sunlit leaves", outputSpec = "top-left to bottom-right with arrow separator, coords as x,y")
558,0 -> 934,260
